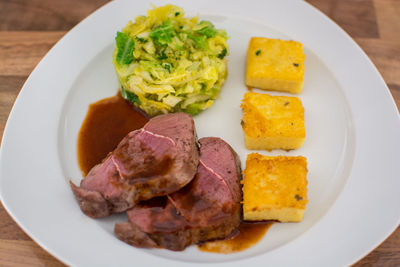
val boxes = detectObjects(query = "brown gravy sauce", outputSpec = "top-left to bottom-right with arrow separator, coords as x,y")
77,93 -> 149,176
198,222 -> 273,253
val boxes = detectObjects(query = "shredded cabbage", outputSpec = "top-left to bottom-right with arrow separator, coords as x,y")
113,4 -> 229,116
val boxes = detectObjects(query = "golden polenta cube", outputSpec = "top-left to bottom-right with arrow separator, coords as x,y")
246,37 -> 305,94
241,92 -> 305,151
242,153 -> 308,222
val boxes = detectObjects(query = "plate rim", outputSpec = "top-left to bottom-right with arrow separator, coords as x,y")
1,0 -> 399,266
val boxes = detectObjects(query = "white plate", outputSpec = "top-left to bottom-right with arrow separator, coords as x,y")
1,0 -> 399,266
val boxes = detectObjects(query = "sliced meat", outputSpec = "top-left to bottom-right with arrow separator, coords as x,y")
115,137 -> 242,251
114,223 -> 157,248
70,113 -> 199,218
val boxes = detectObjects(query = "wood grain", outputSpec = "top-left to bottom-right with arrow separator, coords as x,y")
0,0 -> 109,31
0,0 -> 399,266
307,0 -> 379,38
0,76 -> 25,143
389,84 -> 400,109
0,31 -> 66,76
355,38 -> 400,86
0,240 -> 65,267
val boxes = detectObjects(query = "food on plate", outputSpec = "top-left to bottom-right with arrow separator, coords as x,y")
70,112 -> 199,218
198,222 -> 273,253
77,94 -> 149,176
242,153 -> 308,222
115,137 -> 242,251
245,37 -> 305,94
71,15 -> 311,252
113,4 -> 229,116
241,92 -> 305,151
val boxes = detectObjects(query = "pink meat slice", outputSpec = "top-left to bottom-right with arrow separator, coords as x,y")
70,113 -> 199,218
115,137 -> 242,251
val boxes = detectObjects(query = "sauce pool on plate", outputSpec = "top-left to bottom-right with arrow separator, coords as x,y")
77,93 -> 149,176
198,222 -> 273,253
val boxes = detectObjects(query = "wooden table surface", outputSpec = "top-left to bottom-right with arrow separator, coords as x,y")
0,0 -> 399,266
